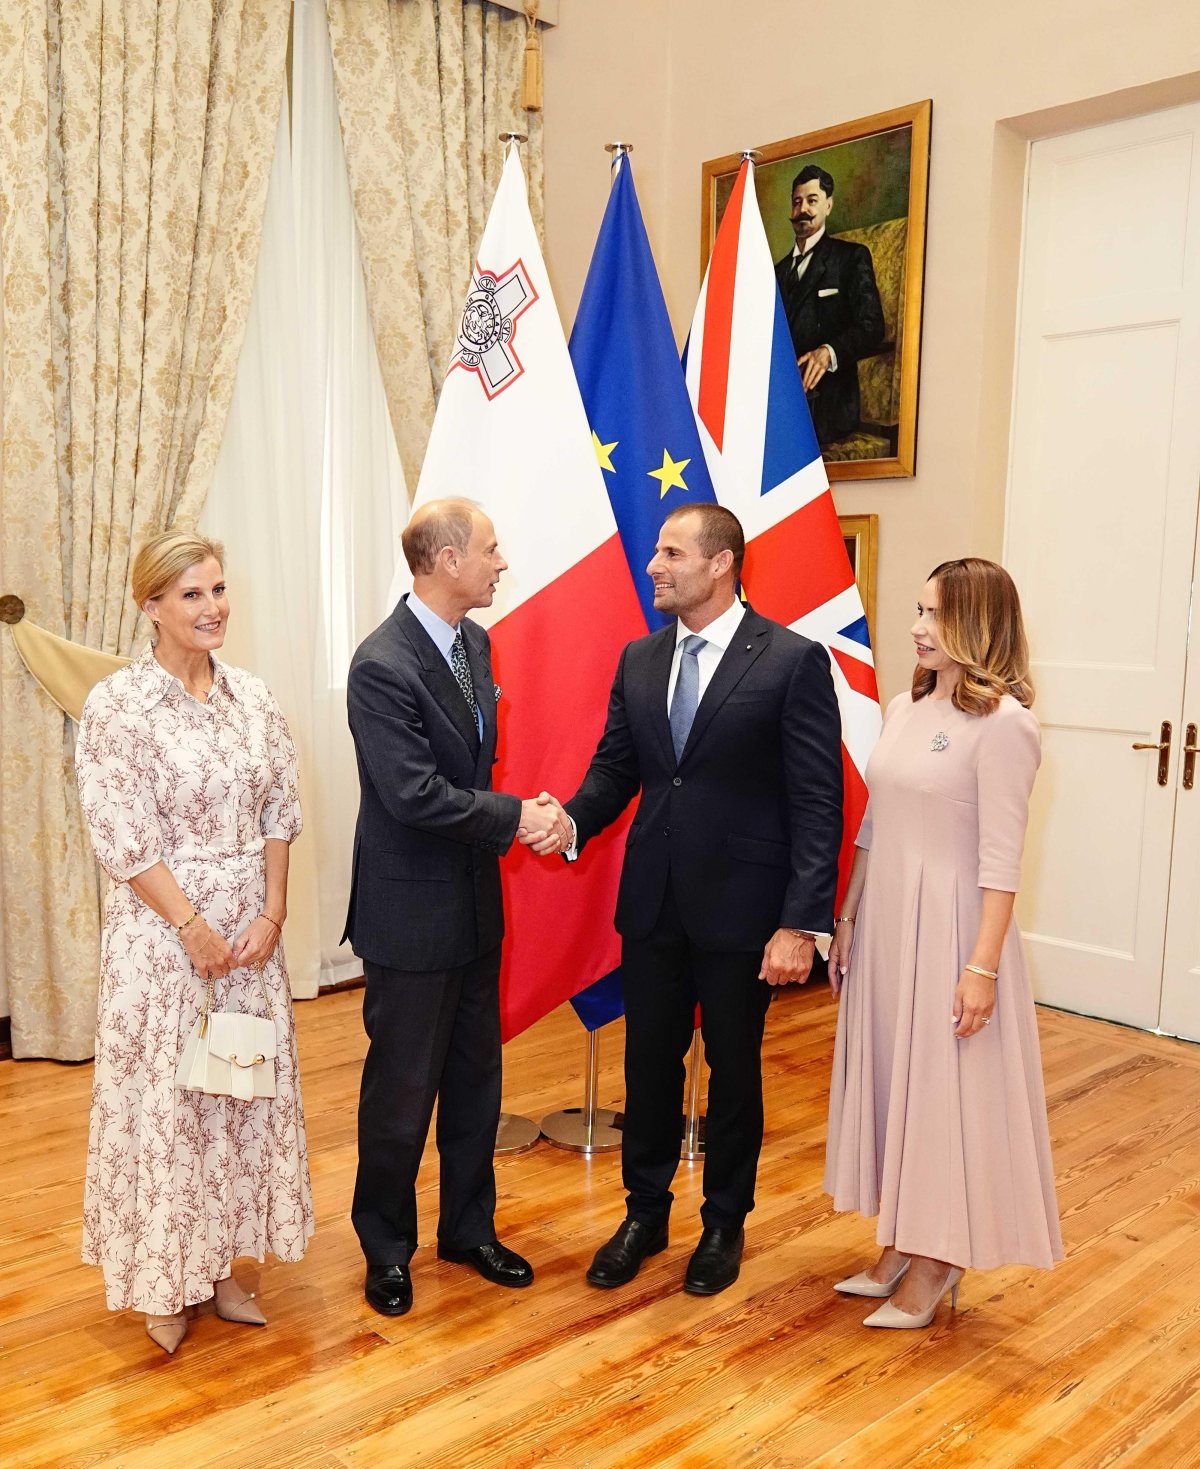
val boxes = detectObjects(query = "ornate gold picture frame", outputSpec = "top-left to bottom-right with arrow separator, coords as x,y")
702,100 -> 931,481
838,513 -> 878,638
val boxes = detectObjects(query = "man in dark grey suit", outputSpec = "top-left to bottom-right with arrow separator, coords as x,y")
344,498 -> 570,1316
560,504 -> 843,1296
774,164 -> 885,445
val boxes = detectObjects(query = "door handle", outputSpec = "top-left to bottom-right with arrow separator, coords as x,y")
1183,722 -> 1198,791
1131,720 -> 1172,786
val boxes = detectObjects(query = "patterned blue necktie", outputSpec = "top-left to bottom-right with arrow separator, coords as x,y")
669,635 -> 707,761
450,629 -> 476,715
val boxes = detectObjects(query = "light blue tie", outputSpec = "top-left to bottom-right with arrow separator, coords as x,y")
669,635 -> 706,761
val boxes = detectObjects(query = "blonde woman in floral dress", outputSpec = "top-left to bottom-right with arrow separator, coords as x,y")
76,532 -> 314,1355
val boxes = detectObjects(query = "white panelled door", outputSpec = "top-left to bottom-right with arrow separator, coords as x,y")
1006,103 -> 1200,1036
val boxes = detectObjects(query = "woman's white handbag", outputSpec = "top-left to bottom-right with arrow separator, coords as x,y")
175,971 -> 278,1101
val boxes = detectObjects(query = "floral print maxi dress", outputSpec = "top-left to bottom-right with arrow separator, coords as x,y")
76,649 -> 315,1313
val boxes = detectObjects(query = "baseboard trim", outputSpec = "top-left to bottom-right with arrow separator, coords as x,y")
320,973 -> 365,995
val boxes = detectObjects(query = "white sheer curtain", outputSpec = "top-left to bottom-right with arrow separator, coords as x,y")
203,0 -> 408,995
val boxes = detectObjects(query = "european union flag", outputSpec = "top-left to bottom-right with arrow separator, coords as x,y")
569,159 -> 718,631
565,158 -> 718,1030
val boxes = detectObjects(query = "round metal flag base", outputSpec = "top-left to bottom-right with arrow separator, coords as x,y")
495,1111 -> 541,1155
681,1113 -> 707,1162
540,1106 -> 623,1154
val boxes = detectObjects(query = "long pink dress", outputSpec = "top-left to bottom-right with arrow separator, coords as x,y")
76,649 -> 315,1313
824,691 -> 1062,1270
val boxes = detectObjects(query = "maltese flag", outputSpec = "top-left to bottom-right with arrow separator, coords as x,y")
684,158 -> 881,896
387,146 -> 643,1039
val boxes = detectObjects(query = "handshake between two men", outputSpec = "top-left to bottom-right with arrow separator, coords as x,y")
344,497 -> 843,1319
516,792 -> 573,856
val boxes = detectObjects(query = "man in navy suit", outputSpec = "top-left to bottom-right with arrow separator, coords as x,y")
561,504 -> 843,1295
774,165 -> 885,445
344,498 -> 570,1316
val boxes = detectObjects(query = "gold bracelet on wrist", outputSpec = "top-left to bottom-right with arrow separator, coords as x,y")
835,915 -> 855,924
259,913 -> 282,933
174,911 -> 199,934
964,962 -> 998,981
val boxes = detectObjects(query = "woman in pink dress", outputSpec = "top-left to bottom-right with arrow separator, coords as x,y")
824,558 -> 1061,1328
76,532 -> 314,1355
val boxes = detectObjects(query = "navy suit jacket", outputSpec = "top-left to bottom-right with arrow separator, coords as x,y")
565,606 -> 843,951
343,596 -> 521,972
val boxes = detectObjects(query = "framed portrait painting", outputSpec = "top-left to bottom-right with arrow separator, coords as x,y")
838,514 -> 878,639
702,100 -> 930,481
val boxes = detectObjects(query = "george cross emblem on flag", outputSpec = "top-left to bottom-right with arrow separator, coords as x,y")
450,259 -> 539,399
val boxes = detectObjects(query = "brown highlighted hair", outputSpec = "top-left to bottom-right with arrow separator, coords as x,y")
132,531 -> 225,608
912,558 -> 1034,716
663,502 -> 746,576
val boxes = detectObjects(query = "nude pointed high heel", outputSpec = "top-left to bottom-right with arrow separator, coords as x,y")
834,1257 -> 911,1298
209,1277 -> 267,1326
863,1266 -> 965,1329
145,1311 -> 188,1355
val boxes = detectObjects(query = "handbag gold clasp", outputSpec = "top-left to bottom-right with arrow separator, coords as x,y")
228,1054 -> 267,1068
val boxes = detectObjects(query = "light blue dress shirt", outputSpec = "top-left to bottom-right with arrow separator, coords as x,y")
407,591 -> 483,739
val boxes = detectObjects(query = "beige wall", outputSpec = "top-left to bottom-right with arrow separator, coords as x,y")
544,0 -> 1200,699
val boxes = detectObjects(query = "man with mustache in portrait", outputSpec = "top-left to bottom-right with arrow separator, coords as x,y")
774,164 -> 885,446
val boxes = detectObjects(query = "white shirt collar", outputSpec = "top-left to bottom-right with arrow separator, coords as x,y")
674,598 -> 746,654
791,226 -> 826,260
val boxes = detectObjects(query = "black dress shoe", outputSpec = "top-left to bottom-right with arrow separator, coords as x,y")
585,1218 -> 669,1289
364,1263 -> 413,1316
683,1226 -> 744,1295
437,1239 -> 535,1288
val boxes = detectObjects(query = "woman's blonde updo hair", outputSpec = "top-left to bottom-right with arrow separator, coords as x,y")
131,531 -> 225,609
912,557 -> 1034,716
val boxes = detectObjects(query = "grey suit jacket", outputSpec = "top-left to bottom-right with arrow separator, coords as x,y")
343,596 -> 521,972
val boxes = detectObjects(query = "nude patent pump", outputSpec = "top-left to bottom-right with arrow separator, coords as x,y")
145,1311 -> 188,1355
862,1266 -> 964,1328
833,1256 -> 911,1298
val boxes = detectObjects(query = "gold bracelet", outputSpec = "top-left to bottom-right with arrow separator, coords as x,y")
964,962 -> 998,981
259,914 -> 282,933
835,915 -> 855,924
174,911 -> 199,934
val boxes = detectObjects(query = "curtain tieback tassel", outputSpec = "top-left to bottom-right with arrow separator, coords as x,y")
522,1 -> 543,112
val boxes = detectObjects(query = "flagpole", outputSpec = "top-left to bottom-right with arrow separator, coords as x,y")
491,117 -> 542,1154
538,139 -> 640,1157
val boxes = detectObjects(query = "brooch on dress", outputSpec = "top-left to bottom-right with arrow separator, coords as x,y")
930,731 -> 950,752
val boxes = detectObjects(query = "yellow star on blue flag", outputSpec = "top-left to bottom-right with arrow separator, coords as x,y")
592,432 -> 618,473
649,449 -> 690,499
568,160 -> 717,632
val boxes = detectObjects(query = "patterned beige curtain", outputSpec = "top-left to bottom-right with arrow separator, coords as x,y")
0,2 -> 290,1059
326,0 -> 544,486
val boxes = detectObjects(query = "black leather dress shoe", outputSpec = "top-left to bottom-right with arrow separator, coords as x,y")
585,1218 -> 669,1289
364,1263 -> 413,1316
436,1239 -> 535,1288
683,1226 -> 744,1295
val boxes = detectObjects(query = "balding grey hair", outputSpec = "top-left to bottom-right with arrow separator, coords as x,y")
401,498 -> 482,576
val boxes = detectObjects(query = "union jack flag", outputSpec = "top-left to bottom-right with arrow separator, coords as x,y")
684,158 -> 881,899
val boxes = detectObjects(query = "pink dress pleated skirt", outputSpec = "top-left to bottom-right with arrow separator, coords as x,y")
824,692 -> 1063,1270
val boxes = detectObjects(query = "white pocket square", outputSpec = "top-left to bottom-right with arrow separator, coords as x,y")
818,287 -> 839,297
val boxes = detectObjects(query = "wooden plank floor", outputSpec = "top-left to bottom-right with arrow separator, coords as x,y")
3,985 -> 1200,1468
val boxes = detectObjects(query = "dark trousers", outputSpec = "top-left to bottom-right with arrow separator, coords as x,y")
620,885 -> 772,1233
351,948 -> 502,1267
